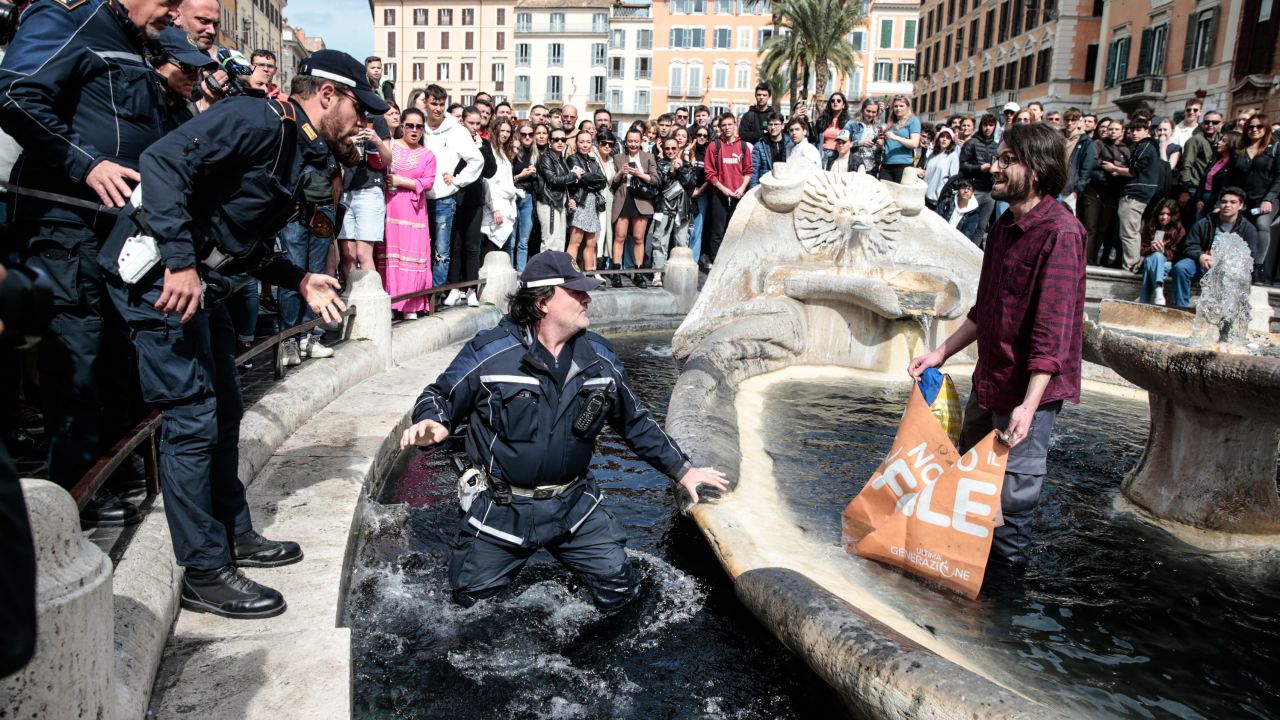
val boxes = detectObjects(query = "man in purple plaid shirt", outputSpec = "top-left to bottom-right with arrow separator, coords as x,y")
910,123 -> 1087,567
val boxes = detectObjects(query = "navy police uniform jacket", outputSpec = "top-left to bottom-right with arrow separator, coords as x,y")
412,317 -> 692,491
0,0 -> 165,228
100,96 -> 327,289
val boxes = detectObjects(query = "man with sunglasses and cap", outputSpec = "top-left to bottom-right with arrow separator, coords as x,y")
402,251 -> 728,610
96,49 -> 387,620
150,26 -> 219,129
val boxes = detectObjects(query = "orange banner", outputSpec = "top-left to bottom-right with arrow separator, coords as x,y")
841,385 -> 1009,599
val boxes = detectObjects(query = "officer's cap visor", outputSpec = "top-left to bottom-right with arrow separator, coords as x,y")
563,276 -> 605,292
353,86 -> 390,116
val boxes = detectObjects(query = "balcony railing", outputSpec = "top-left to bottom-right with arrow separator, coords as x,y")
516,21 -> 609,34
1118,75 -> 1165,98
613,6 -> 650,17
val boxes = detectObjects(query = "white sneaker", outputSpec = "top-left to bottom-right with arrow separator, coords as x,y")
403,312 -> 419,320
1154,284 -> 1166,306
300,335 -> 334,359
466,289 -> 480,307
443,289 -> 463,307
653,272 -> 663,287
280,338 -> 302,367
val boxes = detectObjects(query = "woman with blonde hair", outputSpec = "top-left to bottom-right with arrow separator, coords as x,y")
881,95 -> 922,183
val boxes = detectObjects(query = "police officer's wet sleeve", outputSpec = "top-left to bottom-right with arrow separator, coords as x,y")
140,104 -> 292,271
410,341 -> 484,428
596,345 -> 692,481
0,4 -> 104,183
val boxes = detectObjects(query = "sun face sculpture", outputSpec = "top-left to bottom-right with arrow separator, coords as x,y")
793,172 -> 903,265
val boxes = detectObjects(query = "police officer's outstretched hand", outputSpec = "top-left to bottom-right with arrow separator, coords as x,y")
678,467 -> 729,504
86,160 -> 141,208
156,267 -> 203,323
400,419 -> 450,449
300,273 -> 348,324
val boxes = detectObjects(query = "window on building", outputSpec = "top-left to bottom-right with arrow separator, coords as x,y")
547,75 -> 563,101
438,9 -> 452,25
383,8 -> 394,25
610,56 -> 625,78
516,12 -> 531,32
715,0 -> 733,13
1104,34 -> 1130,87
735,62 -> 750,88
969,18 -> 979,56
465,31 -> 474,49
550,12 -> 565,32
954,28 -> 963,62
873,60 -> 892,82
593,12 -> 608,32
880,18 -> 893,48
1084,43 -> 1099,82
592,43 -> 607,66
636,57 -> 652,79
497,8 -> 505,25
1007,58 -> 1018,88
492,63 -> 505,91
1024,0 -> 1038,33
714,27 -> 731,48
590,76 -> 606,103
460,62 -> 474,81
549,43 -> 564,66
947,0 -> 955,24
904,19 -> 917,49
635,90 -> 650,115
713,63 -> 728,88
611,29 -> 625,48
440,32 -> 449,50
412,62 -> 425,81
978,69 -> 988,97
993,64 -> 1004,91
670,27 -> 705,48
1136,22 -> 1167,75
944,34 -> 951,64
998,0 -> 1009,41
984,9 -> 995,49
737,26 -> 751,49
413,8 -> 426,25
1183,8 -> 1217,70
384,62 -> 396,80
462,94 -> 475,107
759,28 -> 774,47
638,29 -> 652,49
462,8 -> 474,25
897,61 -> 915,82
669,64 -> 684,95
609,89 -> 623,111
516,43 -> 530,66
1019,53 -> 1033,86
963,75 -> 973,100
496,32 -> 505,50
417,31 -> 425,49
515,75 -> 530,102
1035,47 -> 1051,84
688,63 -> 702,95
671,0 -> 688,13
387,31 -> 396,56
437,62 -> 450,81
850,29 -> 865,53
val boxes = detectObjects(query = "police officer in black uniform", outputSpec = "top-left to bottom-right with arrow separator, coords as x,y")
149,26 -> 216,130
401,252 -> 728,610
0,0 -> 178,525
99,50 -> 387,619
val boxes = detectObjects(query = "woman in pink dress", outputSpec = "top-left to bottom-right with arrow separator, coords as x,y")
377,107 -> 437,319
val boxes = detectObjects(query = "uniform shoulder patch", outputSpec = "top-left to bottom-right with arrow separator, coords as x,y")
469,325 -> 516,353
300,122 -> 318,142
51,0 -> 88,10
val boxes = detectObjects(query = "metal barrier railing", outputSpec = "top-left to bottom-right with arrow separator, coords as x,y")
70,304 -> 358,510
390,278 -> 486,314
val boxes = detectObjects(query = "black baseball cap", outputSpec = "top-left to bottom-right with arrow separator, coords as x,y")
297,49 -> 389,115
154,27 -> 218,70
519,251 -> 604,292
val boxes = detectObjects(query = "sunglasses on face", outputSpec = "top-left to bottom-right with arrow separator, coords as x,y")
1205,120 -> 1222,125
1247,124 -> 1266,130
403,123 -> 424,129
551,137 -> 567,142
696,133 -> 708,139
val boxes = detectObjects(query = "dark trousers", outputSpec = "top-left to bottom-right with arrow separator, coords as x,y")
108,272 -> 252,570
24,220 -> 136,491
958,392 -> 1062,566
1081,184 -> 1119,265
703,192 -> 739,263
278,214 -> 333,331
449,487 -> 639,610
448,188 -> 485,285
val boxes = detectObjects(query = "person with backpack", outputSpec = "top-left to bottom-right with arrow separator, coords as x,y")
702,113 -> 751,271
1105,119 -> 1161,272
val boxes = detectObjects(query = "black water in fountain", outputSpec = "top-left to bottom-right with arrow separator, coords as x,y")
766,375 -> 1280,719
345,330 -> 851,719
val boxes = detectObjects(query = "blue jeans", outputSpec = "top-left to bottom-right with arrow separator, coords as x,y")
225,275 -> 260,343
277,214 -> 333,331
429,196 -> 457,287
1170,258 -> 1203,308
1139,253 -> 1171,303
511,193 -> 533,272
690,194 -> 707,261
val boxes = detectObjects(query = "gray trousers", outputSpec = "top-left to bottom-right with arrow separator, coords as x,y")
958,392 -> 1062,566
649,209 -> 690,271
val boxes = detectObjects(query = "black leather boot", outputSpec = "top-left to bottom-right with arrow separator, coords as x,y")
79,490 -> 142,528
631,272 -> 648,288
181,565 -> 287,619
233,529 -> 304,568
610,262 -> 624,288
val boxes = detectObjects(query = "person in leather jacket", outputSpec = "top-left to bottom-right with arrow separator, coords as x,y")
565,131 -> 608,272
650,136 -> 699,284
401,252 -> 727,609
535,128 -> 577,252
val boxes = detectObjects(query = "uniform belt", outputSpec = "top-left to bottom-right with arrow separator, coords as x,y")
494,476 -> 580,500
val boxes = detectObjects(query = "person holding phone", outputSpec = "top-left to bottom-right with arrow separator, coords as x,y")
608,128 -> 659,287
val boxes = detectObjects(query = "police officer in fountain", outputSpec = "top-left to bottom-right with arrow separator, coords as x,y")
401,251 -> 728,610
98,50 -> 388,619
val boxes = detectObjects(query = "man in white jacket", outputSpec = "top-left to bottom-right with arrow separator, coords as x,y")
421,85 -> 483,286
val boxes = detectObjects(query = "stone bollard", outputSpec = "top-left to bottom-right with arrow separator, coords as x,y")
479,251 -> 518,313
1,480 -> 113,718
665,247 -> 699,313
344,268 -> 393,372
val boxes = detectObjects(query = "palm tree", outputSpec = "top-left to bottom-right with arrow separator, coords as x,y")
758,28 -> 808,112
759,0 -> 867,108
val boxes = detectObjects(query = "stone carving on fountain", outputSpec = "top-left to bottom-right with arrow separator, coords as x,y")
671,159 -> 983,382
1085,235 -> 1280,542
